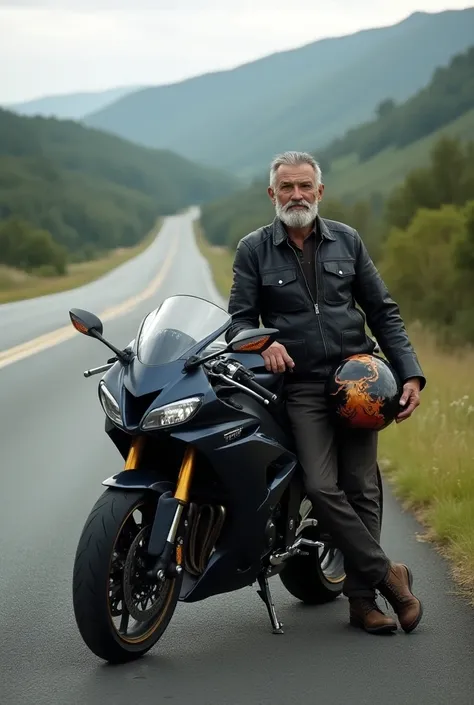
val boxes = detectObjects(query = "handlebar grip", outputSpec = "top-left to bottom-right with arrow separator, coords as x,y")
83,362 -> 115,378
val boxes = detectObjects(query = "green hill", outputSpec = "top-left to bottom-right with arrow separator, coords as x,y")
322,45 -> 474,163
199,44 -> 474,252
0,108 -> 239,271
84,8 -> 474,176
325,108 -> 474,202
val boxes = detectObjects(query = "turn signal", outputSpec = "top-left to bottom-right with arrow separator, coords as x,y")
234,336 -> 270,352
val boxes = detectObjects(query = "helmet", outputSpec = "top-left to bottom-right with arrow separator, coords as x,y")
325,354 -> 402,431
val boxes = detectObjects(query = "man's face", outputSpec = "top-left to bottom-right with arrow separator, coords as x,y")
268,163 -> 324,228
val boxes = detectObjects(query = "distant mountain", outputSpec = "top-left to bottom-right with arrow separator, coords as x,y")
5,85 -> 143,121
0,109 -> 239,266
84,8 -> 474,176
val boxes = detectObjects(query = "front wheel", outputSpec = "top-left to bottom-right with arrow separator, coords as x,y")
279,498 -> 345,603
72,489 -> 182,663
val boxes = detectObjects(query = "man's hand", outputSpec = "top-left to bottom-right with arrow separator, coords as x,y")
261,341 -> 295,373
396,377 -> 421,423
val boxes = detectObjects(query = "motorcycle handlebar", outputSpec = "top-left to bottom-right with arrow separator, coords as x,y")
84,362 -> 115,378
206,358 -> 279,405
232,367 -> 278,404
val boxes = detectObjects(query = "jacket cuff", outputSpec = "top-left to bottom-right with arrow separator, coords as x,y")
392,353 -> 426,390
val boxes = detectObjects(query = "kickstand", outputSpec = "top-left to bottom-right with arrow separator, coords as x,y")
257,572 -> 284,634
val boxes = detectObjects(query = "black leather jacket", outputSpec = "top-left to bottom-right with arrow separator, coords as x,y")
226,215 -> 426,388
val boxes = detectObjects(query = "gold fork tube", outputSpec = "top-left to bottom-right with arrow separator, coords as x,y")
174,446 -> 196,503
124,436 -> 146,470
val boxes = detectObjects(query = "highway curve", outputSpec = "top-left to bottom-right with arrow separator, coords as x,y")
0,209 -> 473,705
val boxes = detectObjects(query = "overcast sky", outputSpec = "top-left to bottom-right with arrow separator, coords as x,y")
0,1 -> 470,103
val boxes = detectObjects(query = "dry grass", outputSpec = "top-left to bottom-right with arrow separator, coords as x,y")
195,225 -> 474,604
0,219 -> 162,304
379,327 -> 474,604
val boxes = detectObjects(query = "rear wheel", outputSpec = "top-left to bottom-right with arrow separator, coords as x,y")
279,498 -> 345,603
72,488 -> 183,663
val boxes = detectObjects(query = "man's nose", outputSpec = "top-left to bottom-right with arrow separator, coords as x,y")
291,186 -> 303,200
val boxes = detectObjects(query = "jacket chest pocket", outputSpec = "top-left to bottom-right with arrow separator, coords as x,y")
322,259 -> 356,304
261,267 -> 305,312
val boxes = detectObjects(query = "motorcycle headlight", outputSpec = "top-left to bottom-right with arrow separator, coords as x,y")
141,396 -> 201,430
99,382 -> 123,426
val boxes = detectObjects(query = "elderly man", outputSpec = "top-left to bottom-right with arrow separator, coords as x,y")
226,151 -> 425,635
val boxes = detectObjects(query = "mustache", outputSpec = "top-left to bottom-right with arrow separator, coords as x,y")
283,199 -> 311,210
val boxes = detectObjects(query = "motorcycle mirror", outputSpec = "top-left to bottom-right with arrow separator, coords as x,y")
229,328 -> 279,353
69,307 -> 132,365
69,308 -> 104,338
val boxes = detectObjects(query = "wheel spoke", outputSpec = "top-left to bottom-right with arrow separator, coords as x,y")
120,608 -> 130,634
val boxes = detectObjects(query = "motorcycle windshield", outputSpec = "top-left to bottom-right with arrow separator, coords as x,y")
136,295 -> 231,366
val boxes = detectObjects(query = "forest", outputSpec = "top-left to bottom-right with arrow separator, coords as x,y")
0,108 -> 238,276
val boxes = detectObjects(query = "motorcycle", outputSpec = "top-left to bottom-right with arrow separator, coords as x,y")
69,293 -> 383,663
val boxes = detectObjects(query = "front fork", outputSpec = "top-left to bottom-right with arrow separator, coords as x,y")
124,437 -> 196,579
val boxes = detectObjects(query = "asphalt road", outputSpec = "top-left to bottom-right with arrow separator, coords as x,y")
0,209 -> 206,351
1,210 -> 473,705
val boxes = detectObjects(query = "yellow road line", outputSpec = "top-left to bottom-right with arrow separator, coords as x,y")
0,230 -> 179,371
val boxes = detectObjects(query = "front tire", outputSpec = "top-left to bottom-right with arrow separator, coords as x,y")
72,488 -> 182,663
279,498 -> 345,604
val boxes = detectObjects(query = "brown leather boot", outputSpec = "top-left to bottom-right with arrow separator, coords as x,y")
377,562 -> 423,633
349,598 -> 397,634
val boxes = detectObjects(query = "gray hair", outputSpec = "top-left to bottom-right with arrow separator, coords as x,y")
269,151 -> 322,189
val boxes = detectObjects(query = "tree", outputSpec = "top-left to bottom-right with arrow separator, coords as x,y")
380,205 -> 467,328
384,137 -> 474,229
0,217 -> 67,274
376,99 -> 396,119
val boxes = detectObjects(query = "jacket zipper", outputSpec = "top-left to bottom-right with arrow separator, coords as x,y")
287,240 -> 329,360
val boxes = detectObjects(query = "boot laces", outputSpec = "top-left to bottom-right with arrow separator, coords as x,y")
354,598 -> 383,615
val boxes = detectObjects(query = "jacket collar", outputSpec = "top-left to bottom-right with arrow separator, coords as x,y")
272,214 -> 336,246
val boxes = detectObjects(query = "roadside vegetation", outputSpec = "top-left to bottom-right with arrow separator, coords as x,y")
0,220 -> 161,304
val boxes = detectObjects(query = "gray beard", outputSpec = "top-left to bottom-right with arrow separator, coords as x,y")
275,198 -> 319,228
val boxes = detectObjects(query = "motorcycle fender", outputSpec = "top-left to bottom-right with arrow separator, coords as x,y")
102,473 -> 181,558
102,470 -> 174,495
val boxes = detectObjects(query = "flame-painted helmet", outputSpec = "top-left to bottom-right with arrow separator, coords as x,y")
325,354 -> 402,431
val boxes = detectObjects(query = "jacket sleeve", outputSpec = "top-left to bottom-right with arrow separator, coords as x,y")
352,232 -> 426,390
225,238 -> 261,343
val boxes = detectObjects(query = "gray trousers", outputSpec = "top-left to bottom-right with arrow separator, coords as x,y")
285,381 -> 390,598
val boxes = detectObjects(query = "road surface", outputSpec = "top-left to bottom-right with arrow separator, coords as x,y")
1,210 -> 473,705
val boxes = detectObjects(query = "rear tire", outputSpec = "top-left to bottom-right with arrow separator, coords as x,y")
72,488 -> 182,663
279,498 -> 345,604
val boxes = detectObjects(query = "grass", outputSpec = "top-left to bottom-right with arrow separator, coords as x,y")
379,328 -> 474,605
325,108 -> 474,201
0,219 -> 162,304
196,225 -> 474,605
194,221 -> 235,297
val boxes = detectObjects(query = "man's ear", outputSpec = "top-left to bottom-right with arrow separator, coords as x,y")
317,183 -> 325,201
267,186 -> 276,203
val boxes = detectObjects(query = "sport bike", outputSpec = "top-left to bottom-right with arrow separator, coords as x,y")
69,294 -> 383,663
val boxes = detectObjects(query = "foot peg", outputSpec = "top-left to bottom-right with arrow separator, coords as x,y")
296,518 -> 318,536
269,536 -> 324,566
257,573 -> 284,634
